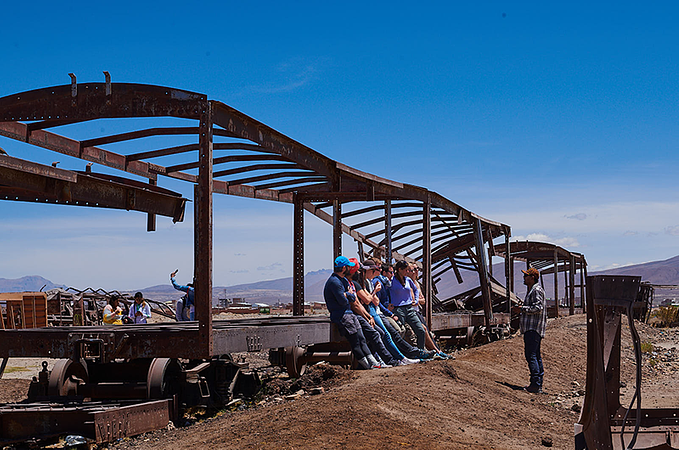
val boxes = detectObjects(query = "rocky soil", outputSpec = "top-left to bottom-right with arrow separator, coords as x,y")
2,314 -> 678,449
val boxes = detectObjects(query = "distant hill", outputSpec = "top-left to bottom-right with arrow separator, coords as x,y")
435,255 -> 679,301
0,276 -> 63,292
591,255 -> 679,284
6,255 -> 679,306
136,269 -> 333,305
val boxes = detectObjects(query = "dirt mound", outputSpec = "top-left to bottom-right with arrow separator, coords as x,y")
5,314 -> 676,449
262,363 -> 354,397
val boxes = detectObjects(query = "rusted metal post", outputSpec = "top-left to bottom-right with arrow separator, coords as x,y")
510,256 -> 515,293
569,255 -> 576,315
583,264 -> 588,311
293,193 -> 305,316
332,199 -> 342,262
488,245 -> 494,277
505,231 -> 511,313
385,200 -> 392,263
195,101 -> 214,358
423,198 -> 432,329
473,218 -> 493,326
580,259 -> 585,310
147,179 -> 156,232
553,249 -> 559,318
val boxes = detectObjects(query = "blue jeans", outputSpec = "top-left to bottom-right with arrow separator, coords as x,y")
524,330 -> 544,388
373,314 -> 405,360
394,305 -> 427,350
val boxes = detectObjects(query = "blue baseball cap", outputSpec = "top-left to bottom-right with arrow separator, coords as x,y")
334,256 -> 356,268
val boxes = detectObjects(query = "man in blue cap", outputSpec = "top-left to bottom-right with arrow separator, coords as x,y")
324,255 -> 381,369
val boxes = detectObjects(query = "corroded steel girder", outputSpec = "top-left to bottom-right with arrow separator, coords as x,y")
0,155 -> 186,221
0,83 -> 206,122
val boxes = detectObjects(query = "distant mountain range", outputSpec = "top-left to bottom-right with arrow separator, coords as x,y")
4,255 -> 679,305
0,276 -> 64,292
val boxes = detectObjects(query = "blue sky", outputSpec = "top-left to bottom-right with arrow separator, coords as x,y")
2,1 -> 679,289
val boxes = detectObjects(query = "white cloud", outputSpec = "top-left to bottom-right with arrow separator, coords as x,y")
565,213 -> 587,220
249,58 -> 321,94
665,225 -> 679,236
497,201 -> 679,235
623,231 -> 638,236
511,233 -> 580,248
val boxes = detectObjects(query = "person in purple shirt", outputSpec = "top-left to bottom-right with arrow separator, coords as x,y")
389,260 -> 429,350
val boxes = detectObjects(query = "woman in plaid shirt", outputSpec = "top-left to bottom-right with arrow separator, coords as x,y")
520,267 -> 546,393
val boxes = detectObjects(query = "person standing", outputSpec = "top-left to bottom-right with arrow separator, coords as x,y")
171,270 -> 195,321
521,267 -> 547,393
129,292 -> 151,324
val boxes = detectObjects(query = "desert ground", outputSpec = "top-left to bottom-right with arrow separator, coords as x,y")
1,314 -> 677,449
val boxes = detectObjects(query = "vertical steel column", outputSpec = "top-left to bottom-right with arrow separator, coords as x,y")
473,218 -> 493,326
147,179 -> 156,232
553,250 -> 559,318
504,232 -> 511,313
293,193 -> 305,316
385,200 -> 392,263
422,199 -> 432,328
195,102 -> 214,358
569,255 -> 576,315
583,264 -> 588,311
580,260 -> 585,310
488,245 -> 494,277
332,199 -> 342,261
510,256 -> 515,293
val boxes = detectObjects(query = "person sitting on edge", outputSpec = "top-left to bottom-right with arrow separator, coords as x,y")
347,259 -> 400,367
103,295 -> 124,325
358,259 -> 427,364
374,263 -> 405,337
129,292 -> 151,324
323,255 -> 383,370
407,264 -> 452,360
171,269 -> 195,321
389,260 -> 430,351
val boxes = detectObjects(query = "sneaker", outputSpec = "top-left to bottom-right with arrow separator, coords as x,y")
401,357 -> 420,365
437,351 -> 453,360
419,350 -> 436,360
379,362 -> 393,368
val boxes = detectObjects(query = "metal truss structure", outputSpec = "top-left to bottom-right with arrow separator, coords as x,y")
493,240 -> 588,317
0,74 -> 512,359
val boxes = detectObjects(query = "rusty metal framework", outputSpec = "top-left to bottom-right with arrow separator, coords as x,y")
576,275 -> 679,449
0,75 -> 512,360
493,241 -> 588,317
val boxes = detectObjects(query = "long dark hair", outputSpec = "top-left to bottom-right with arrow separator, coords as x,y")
393,260 -> 409,286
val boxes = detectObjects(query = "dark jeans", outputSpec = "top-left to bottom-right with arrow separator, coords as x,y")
394,305 -> 427,349
337,314 -> 371,360
357,315 -> 398,366
524,330 -> 544,388
381,314 -> 420,359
